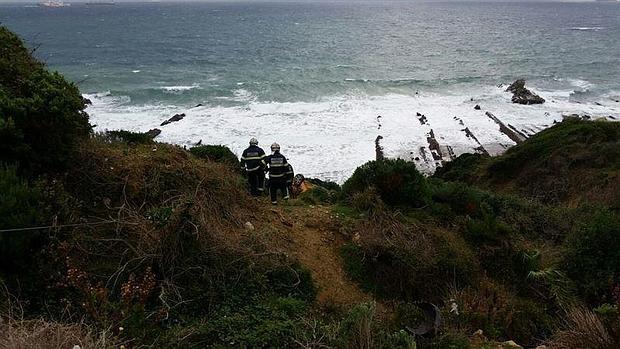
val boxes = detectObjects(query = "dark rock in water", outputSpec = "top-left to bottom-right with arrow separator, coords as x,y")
193,103 -> 203,108
161,113 -> 186,126
594,102 -> 603,106
506,79 -> 545,105
375,135 -> 384,161
145,128 -> 161,139
418,114 -> 428,125
195,139 -> 202,146
474,104 -> 481,110
416,112 -> 422,117
82,97 -> 92,106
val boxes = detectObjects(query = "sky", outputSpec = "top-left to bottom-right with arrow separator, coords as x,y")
0,0 -> 606,3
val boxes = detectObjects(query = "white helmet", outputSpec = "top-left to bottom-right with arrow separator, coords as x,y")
249,137 -> 258,146
271,142 -> 280,152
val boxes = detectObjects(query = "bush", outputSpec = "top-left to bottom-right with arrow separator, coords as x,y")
0,166 -> 43,272
563,209 -> 620,304
299,186 -> 333,205
105,130 -> 153,144
433,153 -> 487,183
189,144 -> 240,169
343,159 -> 430,207
162,296 -> 309,348
0,27 -> 91,175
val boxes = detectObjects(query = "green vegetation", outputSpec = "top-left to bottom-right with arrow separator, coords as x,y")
0,27 -> 91,175
1,27 -> 619,348
189,144 -> 240,168
105,129 -> 154,144
343,158 -> 430,207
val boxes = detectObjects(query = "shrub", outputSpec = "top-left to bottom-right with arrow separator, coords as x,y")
0,27 -> 91,175
162,296 -> 309,348
340,213 -> 479,301
104,130 -> 153,144
546,307 -> 616,349
563,209 -> 620,304
0,318 -> 119,349
299,186 -> 333,205
433,153 -> 487,183
0,166 -> 43,273
189,144 -> 240,169
343,159 -> 430,207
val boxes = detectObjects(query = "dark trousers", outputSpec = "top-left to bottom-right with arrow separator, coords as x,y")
247,169 -> 264,196
269,179 -> 289,203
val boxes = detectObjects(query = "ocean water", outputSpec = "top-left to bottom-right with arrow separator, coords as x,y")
2,1 -> 620,181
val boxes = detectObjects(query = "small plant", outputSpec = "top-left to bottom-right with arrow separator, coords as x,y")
189,144 -> 240,169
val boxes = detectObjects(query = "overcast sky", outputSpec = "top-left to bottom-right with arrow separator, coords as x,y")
0,0 -> 603,3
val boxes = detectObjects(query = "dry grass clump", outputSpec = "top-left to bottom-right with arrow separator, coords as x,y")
546,307 -> 615,349
0,318 -> 118,349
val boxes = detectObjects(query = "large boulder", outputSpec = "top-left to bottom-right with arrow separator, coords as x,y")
506,79 -> 545,105
160,113 -> 186,126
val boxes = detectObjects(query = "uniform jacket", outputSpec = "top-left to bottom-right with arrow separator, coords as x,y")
265,152 -> 288,180
240,145 -> 266,172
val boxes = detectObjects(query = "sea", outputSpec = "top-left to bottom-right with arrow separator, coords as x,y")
1,1 -> 619,181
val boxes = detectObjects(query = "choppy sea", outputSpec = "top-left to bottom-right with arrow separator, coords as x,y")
2,1 -> 619,181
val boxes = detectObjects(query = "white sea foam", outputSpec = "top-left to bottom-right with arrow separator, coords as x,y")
132,70 -> 141,73
569,27 -> 604,31
85,86 -> 620,183
161,84 -> 201,92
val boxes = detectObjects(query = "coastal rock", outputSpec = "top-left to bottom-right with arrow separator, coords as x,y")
474,104 -> 481,110
160,113 -> 186,126
145,128 -> 161,138
506,79 -> 545,105
82,97 -> 92,106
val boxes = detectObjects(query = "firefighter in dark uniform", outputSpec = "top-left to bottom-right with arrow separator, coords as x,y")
265,142 -> 290,204
285,163 -> 294,197
240,138 -> 266,196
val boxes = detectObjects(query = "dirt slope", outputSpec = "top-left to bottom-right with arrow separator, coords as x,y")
249,201 -> 371,306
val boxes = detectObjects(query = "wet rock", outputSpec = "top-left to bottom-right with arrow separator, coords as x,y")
145,128 -> 161,139
81,97 -> 92,106
418,114 -> 428,125
193,103 -> 203,108
375,135 -> 384,160
160,113 -> 186,126
474,104 -> 481,110
506,79 -> 545,105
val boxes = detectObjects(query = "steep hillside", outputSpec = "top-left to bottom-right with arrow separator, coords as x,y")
2,26 -> 619,349
435,118 -> 620,209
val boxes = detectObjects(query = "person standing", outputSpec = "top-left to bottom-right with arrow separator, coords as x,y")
285,163 -> 294,197
240,138 -> 266,196
265,142 -> 290,204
